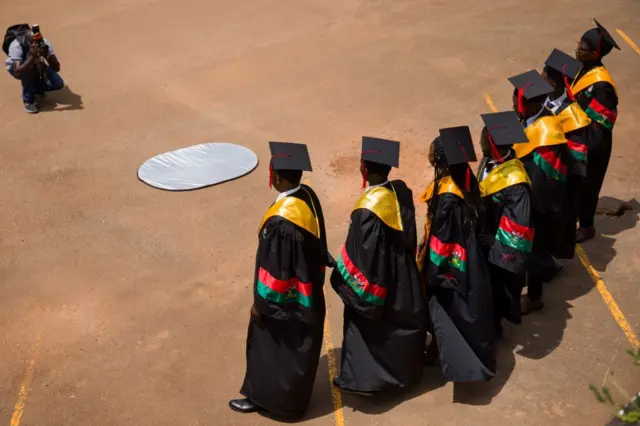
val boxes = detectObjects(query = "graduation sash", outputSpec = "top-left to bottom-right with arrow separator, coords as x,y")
555,102 -> 591,134
571,66 -> 617,96
259,195 -> 319,238
478,158 -> 530,197
416,176 -> 464,269
515,115 -> 566,158
418,176 -> 464,203
353,184 -> 403,231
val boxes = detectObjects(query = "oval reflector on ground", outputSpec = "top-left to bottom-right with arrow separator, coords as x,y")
138,143 -> 258,191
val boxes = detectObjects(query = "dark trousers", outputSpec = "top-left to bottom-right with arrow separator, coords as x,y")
579,129 -> 613,228
18,66 -> 64,103
490,264 -> 525,325
528,210 -> 551,302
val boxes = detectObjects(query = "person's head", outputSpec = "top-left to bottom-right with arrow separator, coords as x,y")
576,20 -> 620,63
541,67 -> 564,96
268,141 -> 311,192
512,88 -> 547,119
271,169 -> 302,192
361,160 -> 391,185
480,127 -> 511,160
360,136 -> 399,186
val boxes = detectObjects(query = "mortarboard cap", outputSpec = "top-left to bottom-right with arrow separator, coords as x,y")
481,111 -> 529,146
438,126 -> 477,165
508,70 -> 554,100
594,19 -> 620,51
268,142 -> 312,171
361,137 -> 400,167
545,48 -> 582,81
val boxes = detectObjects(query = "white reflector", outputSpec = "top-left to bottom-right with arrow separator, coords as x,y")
138,143 -> 258,191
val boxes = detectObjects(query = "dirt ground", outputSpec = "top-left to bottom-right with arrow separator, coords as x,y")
1,0 -> 640,425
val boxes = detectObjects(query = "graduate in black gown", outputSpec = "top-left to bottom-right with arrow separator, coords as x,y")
508,70 -> 570,315
476,112 -> 534,331
332,137 -> 427,395
231,142 -> 331,418
573,19 -> 620,242
417,127 -> 495,382
542,49 -> 593,267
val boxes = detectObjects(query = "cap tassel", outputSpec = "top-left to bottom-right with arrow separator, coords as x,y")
458,144 -> 473,192
268,160 -> 274,188
562,64 -> 576,102
361,160 -> 368,189
517,88 -> 526,115
488,132 -> 502,162
268,153 -> 291,188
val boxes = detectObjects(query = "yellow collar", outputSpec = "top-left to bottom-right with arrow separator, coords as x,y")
259,194 -> 319,237
479,158 -> 530,197
572,66 -> 617,96
555,102 -> 591,133
418,176 -> 463,203
515,114 -> 566,158
353,183 -> 403,231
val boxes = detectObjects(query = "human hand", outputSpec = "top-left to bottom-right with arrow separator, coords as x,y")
28,42 -> 40,58
250,305 -> 261,323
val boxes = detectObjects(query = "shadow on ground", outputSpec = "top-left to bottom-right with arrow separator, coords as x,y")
582,197 -> 640,272
39,86 -> 84,112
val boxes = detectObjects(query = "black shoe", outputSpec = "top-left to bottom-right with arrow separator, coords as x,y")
24,102 -> 38,114
229,398 -> 260,413
332,377 -> 373,396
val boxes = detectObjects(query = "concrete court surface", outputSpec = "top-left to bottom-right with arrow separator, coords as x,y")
1,0 -> 640,424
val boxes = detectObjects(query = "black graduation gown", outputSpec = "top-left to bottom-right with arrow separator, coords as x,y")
331,180 -> 426,393
477,157 -> 534,325
417,177 -> 495,382
240,185 -> 328,417
515,108 -> 573,259
573,62 -> 618,228
549,97 -> 593,255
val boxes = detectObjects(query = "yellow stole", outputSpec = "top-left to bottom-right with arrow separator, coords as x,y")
416,176 -> 464,270
555,102 -> 591,133
259,192 -> 319,238
418,175 -> 464,203
353,183 -> 403,232
479,158 -> 530,197
571,66 -> 617,96
515,114 -> 566,158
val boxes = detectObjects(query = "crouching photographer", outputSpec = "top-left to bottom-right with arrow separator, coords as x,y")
3,24 -> 64,114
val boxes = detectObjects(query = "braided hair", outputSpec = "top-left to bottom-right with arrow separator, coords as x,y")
427,137 -> 483,229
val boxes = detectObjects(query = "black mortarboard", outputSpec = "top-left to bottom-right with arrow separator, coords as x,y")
361,137 -> 400,167
268,141 -> 312,171
594,19 -> 620,51
508,70 -> 554,100
480,111 -> 529,146
438,126 -> 477,165
545,48 -> 582,81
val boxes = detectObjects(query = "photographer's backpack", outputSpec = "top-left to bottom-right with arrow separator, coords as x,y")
3,24 -> 30,55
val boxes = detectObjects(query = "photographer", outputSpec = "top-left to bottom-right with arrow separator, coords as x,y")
3,24 -> 64,114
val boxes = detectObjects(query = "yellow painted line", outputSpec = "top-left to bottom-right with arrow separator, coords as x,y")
322,303 -> 345,426
484,94 -> 498,113
484,93 -> 639,349
11,329 -> 43,426
616,29 -> 640,56
576,245 -> 639,349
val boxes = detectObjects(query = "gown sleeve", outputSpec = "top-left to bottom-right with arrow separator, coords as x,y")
583,82 -> 618,131
331,209 -> 391,321
253,217 -> 321,324
486,184 -> 533,275
425,195 -> 468,295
